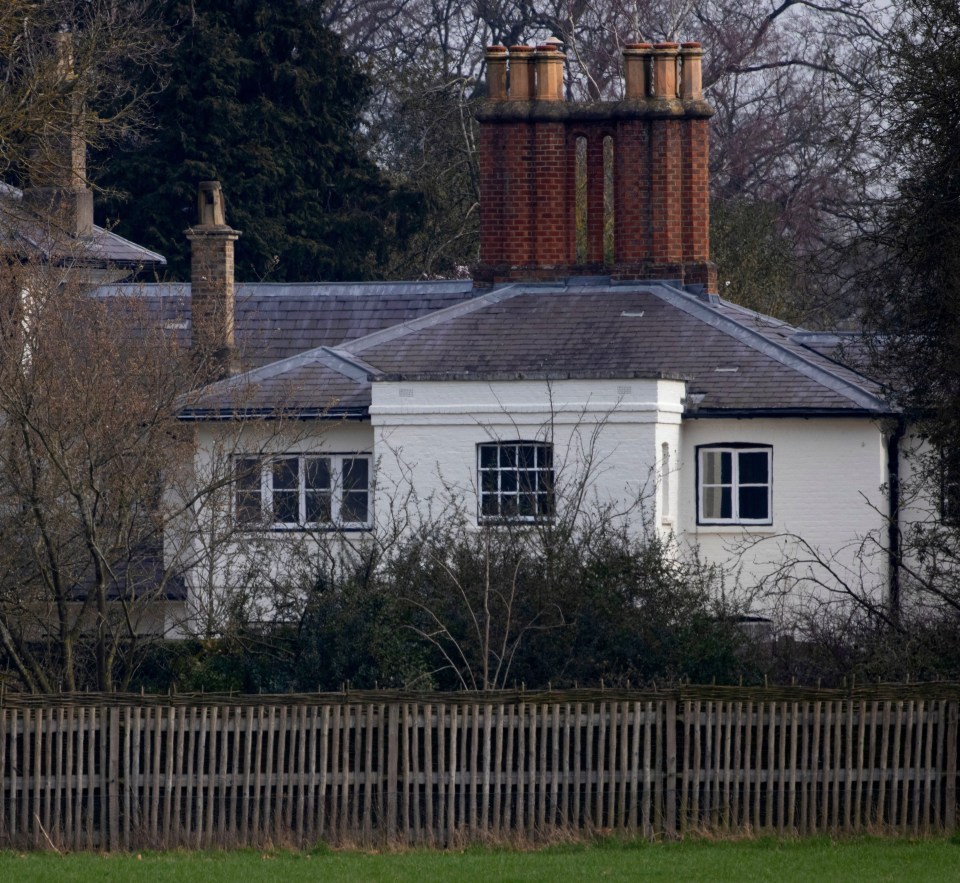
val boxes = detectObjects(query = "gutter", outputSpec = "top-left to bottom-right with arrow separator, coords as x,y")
686,408 -> 894,420
887,417 -> 906,622
177,407 -> 368,422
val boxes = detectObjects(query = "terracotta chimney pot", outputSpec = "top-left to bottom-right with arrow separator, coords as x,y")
680,42 -> 704,99
623,43 -> 653,99
652,42 -> 680,99
534,44 -> 564,101
508,46 -> 536,100
486,46 -> 508,100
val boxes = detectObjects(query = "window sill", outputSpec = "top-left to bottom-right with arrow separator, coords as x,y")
236,525 -> 373,534
694,523 -> 777,535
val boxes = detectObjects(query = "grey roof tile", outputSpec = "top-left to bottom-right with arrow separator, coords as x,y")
95,281 -> 477,371
102,278 -> 890,418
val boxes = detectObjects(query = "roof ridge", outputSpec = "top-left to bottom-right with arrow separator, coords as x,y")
186,287 -> 525,395
188,343 -> 369,400
88,226 -> 167,266
648,283 -> 890,412
337,283 -> 524,356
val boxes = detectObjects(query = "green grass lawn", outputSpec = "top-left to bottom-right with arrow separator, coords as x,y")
1,837 -> 958,882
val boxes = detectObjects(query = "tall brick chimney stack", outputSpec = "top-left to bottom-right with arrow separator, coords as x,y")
475,37 -> 716,293
23,32 -> 94,237
186,182 -> 241,380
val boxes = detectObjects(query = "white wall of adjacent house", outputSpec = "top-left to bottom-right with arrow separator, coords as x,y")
171,420 -> 377,636
676,417 -> 891,613
369,377 -> 686,536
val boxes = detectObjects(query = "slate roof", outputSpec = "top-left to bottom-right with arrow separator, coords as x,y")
96,280 -> 476,369
179,278 -> 891,419
0,188 -> 166,269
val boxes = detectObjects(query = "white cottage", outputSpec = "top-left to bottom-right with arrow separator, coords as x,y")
100,41 -> 904,626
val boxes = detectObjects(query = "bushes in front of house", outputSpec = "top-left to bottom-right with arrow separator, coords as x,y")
133,508 -> 761,695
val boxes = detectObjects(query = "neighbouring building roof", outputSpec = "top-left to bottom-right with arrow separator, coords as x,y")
176,278 -> 891,420
0,187 -> 167,270
95,280 -> 477,369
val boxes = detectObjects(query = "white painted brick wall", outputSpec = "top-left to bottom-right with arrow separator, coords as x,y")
184,395 -> 895,623
679,418 -> 890,609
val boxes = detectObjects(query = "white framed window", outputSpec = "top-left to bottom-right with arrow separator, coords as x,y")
478,441 -> 554,522
941,447 -> 960,524
697,445 -> 772,525
234,454 -> 372,529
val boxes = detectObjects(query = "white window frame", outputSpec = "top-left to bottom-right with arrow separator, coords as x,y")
234,453 -> 372,530
941,447 -> 960,525
697,445 -> 772,525
477,441 -> 554,523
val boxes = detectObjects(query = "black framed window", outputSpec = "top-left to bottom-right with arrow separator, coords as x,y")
697,445 -> 772,525
234,454 -> 372,529
478,442 -> 554,521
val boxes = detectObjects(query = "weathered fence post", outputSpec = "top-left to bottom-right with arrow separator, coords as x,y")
665,699 -> 677,837
946,700 -> 958,831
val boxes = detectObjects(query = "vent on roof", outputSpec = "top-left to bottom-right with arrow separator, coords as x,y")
621,311 -> 644,318
616,385 -> 633,396
714,367 -> 739,373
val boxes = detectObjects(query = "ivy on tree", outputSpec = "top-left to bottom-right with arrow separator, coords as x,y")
96,0 -> 423,282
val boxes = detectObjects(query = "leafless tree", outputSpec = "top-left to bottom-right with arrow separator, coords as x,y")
0,252 -> 199,691
0,0 -> 167,187
329,0 -> 893,323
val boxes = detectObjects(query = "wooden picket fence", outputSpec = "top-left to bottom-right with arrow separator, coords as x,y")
0,686 -> 957,849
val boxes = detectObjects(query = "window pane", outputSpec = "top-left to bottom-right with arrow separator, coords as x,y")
538,445 -> 553,468
305,457 -> 331,490
702,450 -> 729,485
342,458 -> 369,491
739,486 -> 769,520
739,451 -> 769,485
500,445 -> 518,468
481,493 -> 499,516
518,490 -> 536,517
479,445 -> 498,469
235,458 -> 262,524
236,491 -> 261,524
235,458 -> 261,491
273,490 -> 299,524
517,445 -> 535,469
500,471 -> 517,493
305,491 -> 332,523
518,469 -> 537,494
272,457 -> 299,490
481,470 -> 498,494
703,486 -> 732,520
341,491 -> 369,524
537,492 -> 554,517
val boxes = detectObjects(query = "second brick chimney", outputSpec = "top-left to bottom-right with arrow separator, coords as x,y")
476,40 -> 716,293
185,182 -> 241,381
23,32 -> 94,237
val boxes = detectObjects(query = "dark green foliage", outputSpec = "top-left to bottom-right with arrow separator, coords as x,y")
863,0 -> 960,445
374,65 -> 481,278
129,518 -> 755,694
292,569 -> 430,691
710,200 -> 797,322
95,0 -> 424,282
374,514 -> 752,691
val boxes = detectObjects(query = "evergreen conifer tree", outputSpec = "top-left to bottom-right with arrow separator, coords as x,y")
96,0 -> 422,281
